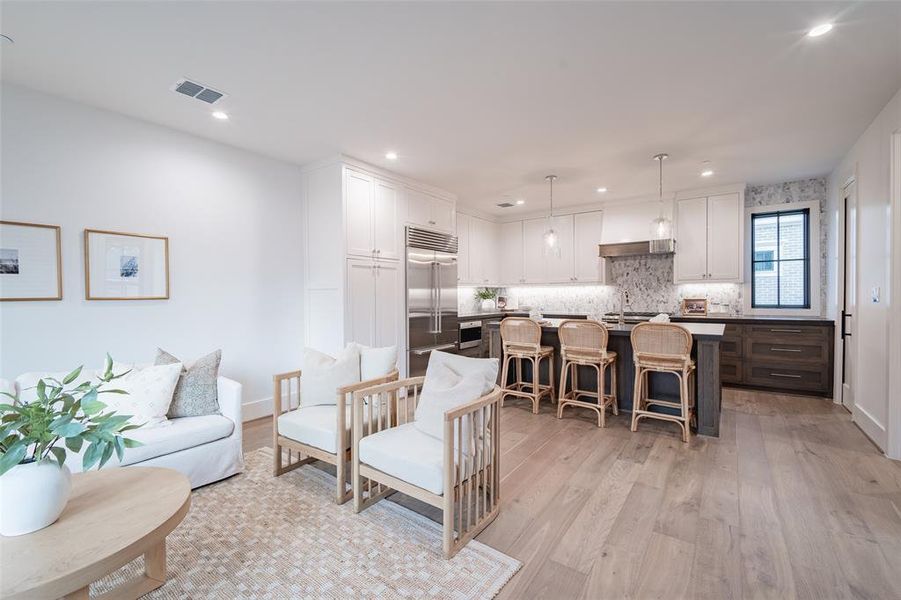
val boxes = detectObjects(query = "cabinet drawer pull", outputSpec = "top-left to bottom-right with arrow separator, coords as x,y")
769,328 -> 802,333
770,347 -> 802,353
770,373 -> 802,378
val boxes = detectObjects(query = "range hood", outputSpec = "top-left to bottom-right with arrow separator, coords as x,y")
598,238 -> 675,258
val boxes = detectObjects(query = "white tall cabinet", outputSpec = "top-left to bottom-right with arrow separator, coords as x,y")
673,190 -> 743,283
303,157 -> 456,376
499,221 -> 524,284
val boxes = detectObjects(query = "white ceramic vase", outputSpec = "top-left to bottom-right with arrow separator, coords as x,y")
0,459 -> 72,536
480,298 -> 495,311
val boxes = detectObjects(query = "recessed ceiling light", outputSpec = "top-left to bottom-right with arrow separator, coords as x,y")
701,169 -> 714,177
385,151 -> 398,160
211,111 -> 229,120
515,199 -> 525,205
596,187 -> 608,193
807,23 -> 833,37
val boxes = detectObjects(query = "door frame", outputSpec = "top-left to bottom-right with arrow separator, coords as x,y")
834,175 -> 858,413
888,131 -> 901,460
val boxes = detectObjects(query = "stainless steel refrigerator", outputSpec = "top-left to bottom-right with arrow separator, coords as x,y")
406,227 -> 459,376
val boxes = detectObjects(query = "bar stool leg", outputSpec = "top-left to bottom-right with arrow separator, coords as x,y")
500,354 -> 510,407
531,356 -> 540,414
630,364 -> 642,432
598,362 -> 606,428
610,359 -> 619,416
547,352 -> 556,405
557,357 -> 569,419
679,370 -> 689,443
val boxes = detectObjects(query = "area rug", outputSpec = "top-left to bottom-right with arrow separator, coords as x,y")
92,448 -> 520,599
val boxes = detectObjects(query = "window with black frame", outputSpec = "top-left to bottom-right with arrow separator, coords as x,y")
751,208 -> 810,309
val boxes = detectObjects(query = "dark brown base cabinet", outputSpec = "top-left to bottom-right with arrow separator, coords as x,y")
704,321 -> 834,397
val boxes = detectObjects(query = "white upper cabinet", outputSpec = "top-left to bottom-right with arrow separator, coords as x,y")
456,213 -> 471,284
674,192 -> 743,283
373,178 -> 400,260
545,214 -> 575,283
345,169 -> 375,258
573,211 -> 606,283
499,221 -> 524,285
706,193 -> 742,281
522,218 -> 548,283
406,187 -> 455,233
345,168 -> 399,261
470,217 -> 499,285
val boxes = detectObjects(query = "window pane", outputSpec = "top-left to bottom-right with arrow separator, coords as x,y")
779,261 -> 806,306
753,215 -> 778,256
779,212 -> 806,260
753,268 -> 778,306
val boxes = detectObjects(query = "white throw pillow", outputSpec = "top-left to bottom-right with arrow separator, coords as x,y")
100,361 -> 183,428
414,362 -> 486,451
301,345 -> 361,407
15,369 -> 98,404
349,343 -> 398,380
426,351 -> 499,396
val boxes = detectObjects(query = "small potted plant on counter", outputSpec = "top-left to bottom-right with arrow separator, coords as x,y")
475,287 -> 498,311
0,355 -> 141,536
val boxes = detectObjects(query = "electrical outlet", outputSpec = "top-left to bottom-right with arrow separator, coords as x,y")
872,286 -> 881,303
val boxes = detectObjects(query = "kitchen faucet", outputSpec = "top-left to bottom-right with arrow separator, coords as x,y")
618,288 -> 630,326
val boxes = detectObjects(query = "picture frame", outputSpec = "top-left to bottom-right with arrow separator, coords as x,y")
0,221 -> 63,301
84,229 -> 169,300
681,297 -> 708,316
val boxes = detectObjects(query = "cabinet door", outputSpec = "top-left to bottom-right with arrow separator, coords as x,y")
345,169 -> 374,259
374,260 -> 402,348
430,197 -> 456,232
346,259 -> 375,346
499,221 -> 524,284
405,187 -> 431,228
482,220 -> 500,284
706,192 -> 742,281
456,213 -> 472,284
545,214 -> 575,283
373,178 -> 400,261
471,217 -> 498,285
573,211 -> 605,283
522,218 -> 548,283
674,197 -> 708,282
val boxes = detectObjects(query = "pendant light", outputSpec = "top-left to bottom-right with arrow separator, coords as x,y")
649,153 -> 674,253
543,174 -> 560,257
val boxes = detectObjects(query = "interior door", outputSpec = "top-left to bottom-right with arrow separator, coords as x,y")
346,258 -> 375,346
373,178 -> 399,260
674,196 -> 708,281
706,192 -> 742,281
839,180 -> 858,411
345,169 -> 374,259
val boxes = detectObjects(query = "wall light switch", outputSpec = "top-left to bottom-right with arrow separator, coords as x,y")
872,286 -> 881,303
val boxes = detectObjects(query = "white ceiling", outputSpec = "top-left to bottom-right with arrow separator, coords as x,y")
2,1 -> 899,215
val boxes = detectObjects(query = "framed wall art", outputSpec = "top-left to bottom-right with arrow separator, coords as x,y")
0,221 -> 63,301
84,229 -> 169,300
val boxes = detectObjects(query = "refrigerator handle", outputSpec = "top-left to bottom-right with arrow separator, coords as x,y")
429,261 -> 439,334
437,262 -> 442,333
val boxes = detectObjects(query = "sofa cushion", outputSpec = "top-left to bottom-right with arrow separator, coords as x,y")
65,414 -> 235,472
277,405 -> 352,454
155,348 -> 222,418
359,422 -> 489,496
349,343 -> 398,380
103,361 -> 183,428
301,346 -> 360,407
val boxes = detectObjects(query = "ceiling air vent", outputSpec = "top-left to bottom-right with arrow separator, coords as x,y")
172,78 -> 227,104
496,202 -> 515,208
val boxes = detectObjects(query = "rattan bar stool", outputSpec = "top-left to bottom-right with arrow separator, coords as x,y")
499,317 -> 555,414
630,322 -> 696,443
556,319 -> 618,427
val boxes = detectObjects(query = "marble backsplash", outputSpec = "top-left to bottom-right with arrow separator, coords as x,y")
459,177 -> 827,317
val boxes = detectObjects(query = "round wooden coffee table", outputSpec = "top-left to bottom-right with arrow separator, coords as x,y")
0,466 -> 191,599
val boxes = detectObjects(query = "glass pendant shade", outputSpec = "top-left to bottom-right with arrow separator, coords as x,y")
651,215 -> 672,240
543,174 -> 560,257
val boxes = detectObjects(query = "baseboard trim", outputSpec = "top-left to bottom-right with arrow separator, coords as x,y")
242,397 -> 273,422
852,403 -> 887,451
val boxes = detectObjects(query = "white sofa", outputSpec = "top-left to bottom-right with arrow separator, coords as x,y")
6,373 -> 244,489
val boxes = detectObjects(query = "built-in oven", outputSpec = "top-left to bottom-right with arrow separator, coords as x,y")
459,320 -> 483,351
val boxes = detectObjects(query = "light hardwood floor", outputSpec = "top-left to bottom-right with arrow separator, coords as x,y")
244,388 -> 901,599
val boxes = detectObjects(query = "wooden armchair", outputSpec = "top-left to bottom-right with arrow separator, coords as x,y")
351,377 -> 502,559
273,368 -> 399,504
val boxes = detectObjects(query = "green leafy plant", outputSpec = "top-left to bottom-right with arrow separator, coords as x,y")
0,355 -> 142,476
474,287 -> 497,301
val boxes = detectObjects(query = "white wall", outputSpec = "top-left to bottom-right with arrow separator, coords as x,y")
828,86 -> 901,453
0,85 -> 304,419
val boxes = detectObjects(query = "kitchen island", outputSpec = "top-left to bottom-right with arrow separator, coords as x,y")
487,319 -> 726,437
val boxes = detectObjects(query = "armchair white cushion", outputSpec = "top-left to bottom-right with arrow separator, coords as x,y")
277,404 -> 352,454
350,343 -> 398,380
424,351 -> 498,395
300,346 -> 360,406
413,362 -> 485,446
